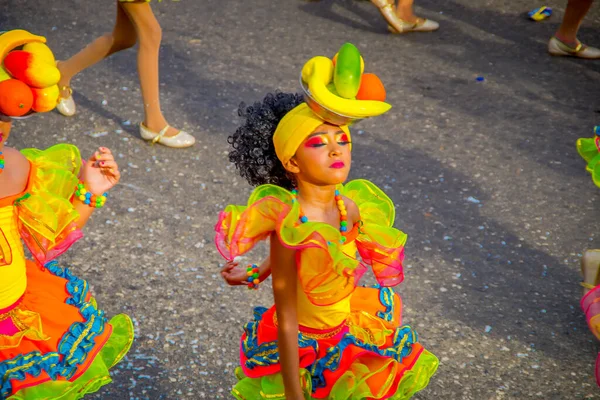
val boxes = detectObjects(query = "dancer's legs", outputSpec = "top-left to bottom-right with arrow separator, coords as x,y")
555,0 -> 594,45
395,0 -> 417,23
57,1 -> 137,98
120,1 -> 180,137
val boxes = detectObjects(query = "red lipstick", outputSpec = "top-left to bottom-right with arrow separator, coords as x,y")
330,161 -> 345,169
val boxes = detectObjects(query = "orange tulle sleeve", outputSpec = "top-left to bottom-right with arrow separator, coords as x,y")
215,180 -> 408,306
345,180 -> 407,287
16,144 -> 83,265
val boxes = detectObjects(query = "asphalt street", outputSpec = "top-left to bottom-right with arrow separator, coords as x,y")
2,0 -> 600,398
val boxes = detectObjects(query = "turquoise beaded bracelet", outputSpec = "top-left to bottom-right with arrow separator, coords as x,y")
75,182 -> 107,208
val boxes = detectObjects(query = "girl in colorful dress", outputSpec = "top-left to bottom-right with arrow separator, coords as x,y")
56,0 -> 195,148
216,46 -> 438,399
0,30 -> 134,399
577,127 -> 600,386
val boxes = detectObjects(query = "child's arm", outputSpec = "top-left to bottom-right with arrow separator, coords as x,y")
74,147 -> 120,230
270,233 -> 303,399
221,256 -> 272,286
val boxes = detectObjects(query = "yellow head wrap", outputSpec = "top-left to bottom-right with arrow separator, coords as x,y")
273,103 -> 351,165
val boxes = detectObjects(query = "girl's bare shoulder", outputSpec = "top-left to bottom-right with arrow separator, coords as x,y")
0,147 -> 31,197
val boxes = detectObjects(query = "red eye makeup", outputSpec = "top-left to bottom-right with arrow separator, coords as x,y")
304,136 -> 328,148
337,133 -> 351,145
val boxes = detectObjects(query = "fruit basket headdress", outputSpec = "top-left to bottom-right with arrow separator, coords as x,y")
0,29 -> 62,119
299,42 -> 391,126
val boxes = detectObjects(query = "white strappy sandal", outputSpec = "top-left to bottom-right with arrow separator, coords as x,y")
139,123 -> 196,148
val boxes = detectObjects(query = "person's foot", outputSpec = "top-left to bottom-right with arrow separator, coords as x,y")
56,61 -> 76,117
548,36 -> 600,59
139,123 -> 196,148
582,250 -> 600,295
387,17 -> 439,33
143,121 -> 181,138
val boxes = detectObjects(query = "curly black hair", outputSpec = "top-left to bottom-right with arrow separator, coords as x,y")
228,92 -> 304,190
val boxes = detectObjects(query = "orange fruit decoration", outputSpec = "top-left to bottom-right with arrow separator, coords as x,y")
31,84 -> 59,113
355,73 -> 386,102
0,79 -> 34,116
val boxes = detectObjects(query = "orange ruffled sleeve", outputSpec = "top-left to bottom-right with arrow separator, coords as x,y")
214,180 -> 407,306
16,144 -> 83,265
345,179 -> 407,288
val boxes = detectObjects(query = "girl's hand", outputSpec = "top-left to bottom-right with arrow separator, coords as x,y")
81,147 -> 121,194
221,260 -> 250,286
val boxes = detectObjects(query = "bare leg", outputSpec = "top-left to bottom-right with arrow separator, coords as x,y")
120,1 -> 180,137
57,1 -> 137,99
555,0 -> 594,45
395,0 -> 417,24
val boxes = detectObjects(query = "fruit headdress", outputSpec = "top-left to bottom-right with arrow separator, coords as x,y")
273,43 -> 390,164
0,30 -> 61,118
300,42 -> 391,126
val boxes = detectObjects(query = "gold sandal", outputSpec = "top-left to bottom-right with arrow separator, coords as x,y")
387,17 -> 440,34
581,249 -> 600,295
370,0 -> 439,33
56,85 -> 76,117
55,61 -> 76,117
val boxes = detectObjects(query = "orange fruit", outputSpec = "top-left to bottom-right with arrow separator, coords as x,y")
31,84 -> 59,112
356,73 -> 386,102
0,79 -> 34,116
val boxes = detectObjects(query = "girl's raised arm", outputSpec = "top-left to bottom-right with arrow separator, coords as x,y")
270,233 -> 303,399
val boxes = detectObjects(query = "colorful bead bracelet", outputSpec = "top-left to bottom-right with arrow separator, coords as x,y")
75,182 -> 107,208
247,264 -> 260,290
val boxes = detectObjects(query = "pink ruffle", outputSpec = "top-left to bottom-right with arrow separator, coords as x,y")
20,225 -> 83,266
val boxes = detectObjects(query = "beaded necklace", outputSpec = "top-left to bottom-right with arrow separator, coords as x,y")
290,188 -> 349,243
0,151 -> 4,175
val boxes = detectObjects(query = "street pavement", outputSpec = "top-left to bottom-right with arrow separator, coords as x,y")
3,0 -> 600,398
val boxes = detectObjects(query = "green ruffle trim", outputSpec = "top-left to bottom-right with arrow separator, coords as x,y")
576,137 -> 600,188
231,349 -> 439,400
8,314 -> 134,400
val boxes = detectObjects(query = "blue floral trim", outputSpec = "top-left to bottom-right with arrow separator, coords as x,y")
0,260 -> 108,398
309,325 -> 416,389
242,307 -> 319,369
241,287 -> 418,392
376,286 -> 395,322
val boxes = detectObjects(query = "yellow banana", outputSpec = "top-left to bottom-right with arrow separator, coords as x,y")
301,56 -> 333,86
303,56 -> 391,118
0,30 -> 46,64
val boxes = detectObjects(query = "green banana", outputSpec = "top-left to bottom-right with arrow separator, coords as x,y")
334,43 -> 362,99
0,65 -> 10,82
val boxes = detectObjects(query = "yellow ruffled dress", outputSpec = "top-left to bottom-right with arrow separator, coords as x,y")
215,180 -> 439,399
576,133 -> 600,188
0,144 -> 133,399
